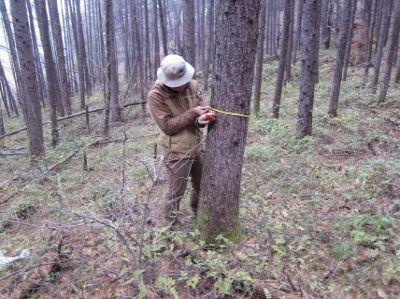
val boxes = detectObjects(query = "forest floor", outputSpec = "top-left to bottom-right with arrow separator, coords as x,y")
0,51 -> 399,298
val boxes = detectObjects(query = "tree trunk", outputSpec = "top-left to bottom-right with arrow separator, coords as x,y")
378,0 -> 400,102
328,0 -> 353,117
64,0 -> 78,95
11,0 -> 45,157
253,0 -> 267,115
158,0 -> 168,56
342,0 -> 357,81
143,0 -> 151,82
197,0 -> 260,242
272,0 -> 278,56
118,0 -> 131,82
74,0 -> 92,96
0,99 -> 5,136
370,0 -> 393,91
104,0 -> 121,122
203,0 -> 214,91
34,0 -> 60,147
68,0 -> 86,108
0,60 -> 17,117
314,0 -> 321,83
0,79 -> 10,118
292,0 -> 303,63
183,0 -> 196,67
48,0 -> 72,115
130,0 -> 147,115
0,0 -> 22,117
152,0 -> 160,74
271,0 -> 293,118
297,0 -> 319,138
200,0 -> 206,73
363,0 -> 376,83
26,0 -> 47,110
285,0 -> 295,83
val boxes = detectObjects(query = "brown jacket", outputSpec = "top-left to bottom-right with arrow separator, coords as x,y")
148,80 -> 205,159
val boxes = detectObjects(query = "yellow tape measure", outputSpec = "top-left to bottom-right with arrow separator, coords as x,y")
209,107 -> 252,118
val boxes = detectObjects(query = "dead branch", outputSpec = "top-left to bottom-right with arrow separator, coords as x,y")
0,259 -> 70,282
0,102 -> 147,140
0,151 -> 28,156
70,210 -> 137,258
0,138 -> 102,206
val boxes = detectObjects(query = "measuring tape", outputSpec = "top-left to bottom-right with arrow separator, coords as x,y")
209,107 -> 253,118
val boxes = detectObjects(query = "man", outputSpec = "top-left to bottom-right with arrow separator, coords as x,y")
148,55 -> 216,224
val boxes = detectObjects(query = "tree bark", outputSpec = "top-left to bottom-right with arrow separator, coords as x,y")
0,60 -> 17,117
253,0 -> 267,115
197,0 -> 260,242
378,0 -> 400,102
119,0 -> 131,82
152,0 -> 160,74
0,99 -> 5,136
0,0 -> 22,116
328,0 -> 353,117
297,0 -> 319,138
48,0 -> 72,115
104,0 -> 121,122
321,0 -> 331,49
183,0 -> 196,67
68,0 -> 86,108
158,0 -> 168,56
285,0 -> 295,82
292,0 -> 304,63
203,0 -> 214,91
130,0 -> 147,115
342,0 -> 357,81
370,0 -> 393,91
363,0 -> 376,83
271,0 -> 293,118
0,79 -> 10,118
200,0 -> 206,73
74,0 -> 92,96
26,0 -> 47,109
34,0 -> 60,147
144,0 -> 151,81
11,0 -> 45,157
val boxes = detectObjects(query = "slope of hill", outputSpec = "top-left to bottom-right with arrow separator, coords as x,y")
1,53 -> 399,298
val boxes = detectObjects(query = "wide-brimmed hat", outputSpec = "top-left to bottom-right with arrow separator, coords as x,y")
157,54 -> 195,88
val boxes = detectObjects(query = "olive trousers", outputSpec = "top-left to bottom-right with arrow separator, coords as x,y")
163,154 -> 203,221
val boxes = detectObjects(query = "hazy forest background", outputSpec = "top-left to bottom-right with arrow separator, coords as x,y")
0,0 -> 399,297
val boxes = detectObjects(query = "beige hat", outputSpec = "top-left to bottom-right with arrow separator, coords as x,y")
157,54 -> 195,88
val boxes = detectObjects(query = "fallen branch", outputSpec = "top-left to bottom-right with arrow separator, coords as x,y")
0,138 -> 102,206
0,151 -> 28,156
0,101 -> 147,140
70,210 -> 138,258
0,259 -> 70,282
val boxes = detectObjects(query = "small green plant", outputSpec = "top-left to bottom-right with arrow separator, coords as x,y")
10,198 -> 37,220
214,276 -> 232,296
155,275 -> 179,299
351,214 -> 395,245
332,242 -> 353,261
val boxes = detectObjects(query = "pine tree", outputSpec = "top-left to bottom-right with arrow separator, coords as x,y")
197,0 -> 261,242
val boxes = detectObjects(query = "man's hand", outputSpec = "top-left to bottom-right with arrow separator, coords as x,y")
198,112 -> 216,125
193,106 -> 209,115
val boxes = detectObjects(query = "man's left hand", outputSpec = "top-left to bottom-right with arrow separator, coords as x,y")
198,113 -> 216,125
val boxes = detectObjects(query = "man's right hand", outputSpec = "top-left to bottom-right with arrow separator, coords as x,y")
193,106 -> 209,115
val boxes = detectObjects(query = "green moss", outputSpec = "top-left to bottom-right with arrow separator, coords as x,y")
196,207 -> 241,244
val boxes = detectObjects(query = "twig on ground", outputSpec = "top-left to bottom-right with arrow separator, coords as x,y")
70,210 -> 138,259
0,151 -> 28,156
0,138 -> 102,206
